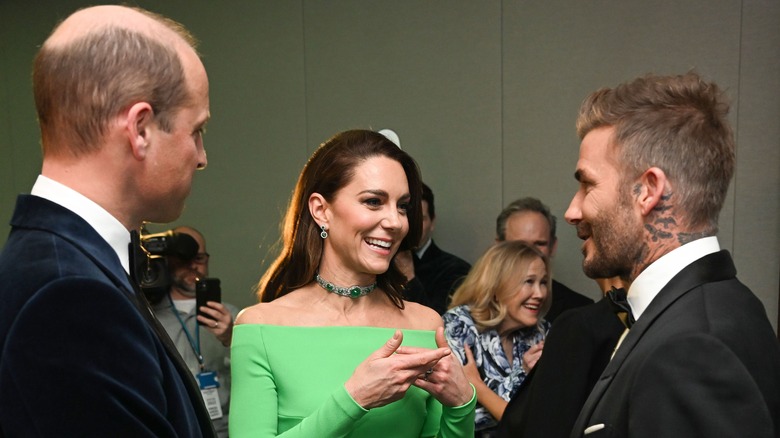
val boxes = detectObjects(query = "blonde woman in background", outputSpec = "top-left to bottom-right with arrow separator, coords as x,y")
443,241 -> 551,437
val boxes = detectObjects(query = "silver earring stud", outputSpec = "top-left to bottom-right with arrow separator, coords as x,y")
320,225 -> 328,239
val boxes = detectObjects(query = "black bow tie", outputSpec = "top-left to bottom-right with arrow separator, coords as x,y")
607,287 -> 635,328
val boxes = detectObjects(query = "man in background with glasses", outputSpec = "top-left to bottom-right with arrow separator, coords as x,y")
152,226 -> 237,437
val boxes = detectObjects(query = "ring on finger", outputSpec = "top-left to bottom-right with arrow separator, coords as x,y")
424,368 -> 434,381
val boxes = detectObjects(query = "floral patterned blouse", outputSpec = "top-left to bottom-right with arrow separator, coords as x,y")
443,305 -> 550,434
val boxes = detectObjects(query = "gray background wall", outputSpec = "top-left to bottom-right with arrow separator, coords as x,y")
1,1 -> 778,331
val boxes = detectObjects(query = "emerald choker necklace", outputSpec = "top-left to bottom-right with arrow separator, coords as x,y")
315,273 -> 377,298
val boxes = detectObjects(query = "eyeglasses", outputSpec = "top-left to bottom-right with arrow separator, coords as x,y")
193,252 -> 210,264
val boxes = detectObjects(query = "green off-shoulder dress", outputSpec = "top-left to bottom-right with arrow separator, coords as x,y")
230,325 -> 476,437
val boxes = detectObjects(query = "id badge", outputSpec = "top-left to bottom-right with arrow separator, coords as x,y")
197,371 -> 223,420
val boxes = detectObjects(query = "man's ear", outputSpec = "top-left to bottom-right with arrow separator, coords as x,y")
637,167 -> 668,216
308,193 -> 329,227
125,102 -> 154,160
550,237 -> 558,258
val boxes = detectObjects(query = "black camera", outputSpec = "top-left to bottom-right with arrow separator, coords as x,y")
136,230 -> 199,301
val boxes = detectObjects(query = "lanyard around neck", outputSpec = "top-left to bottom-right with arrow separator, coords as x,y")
167,293 -> 205,371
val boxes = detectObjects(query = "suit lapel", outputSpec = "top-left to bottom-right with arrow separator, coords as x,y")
11,195 -> 216,437
572,250 -> 737,436
608,251 -> 736,365
126,274 -> 217,437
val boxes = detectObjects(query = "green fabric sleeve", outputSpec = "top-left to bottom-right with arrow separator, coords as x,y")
282,386 -> 369,437
230,325 -> 476,437
229,327 -> 368,437
437,384 -> 477,438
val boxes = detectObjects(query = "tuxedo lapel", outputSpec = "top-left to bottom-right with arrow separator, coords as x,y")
608,251 -> 736,366
572,250 -> 737,437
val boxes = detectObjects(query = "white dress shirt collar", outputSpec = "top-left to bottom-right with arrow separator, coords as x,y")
31,175 -> 132,274
627,236 -> 720,321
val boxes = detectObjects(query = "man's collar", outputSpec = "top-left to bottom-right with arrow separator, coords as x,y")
627,236 -> 720,320
32,175 -> 131,273
415,238 -> 433,259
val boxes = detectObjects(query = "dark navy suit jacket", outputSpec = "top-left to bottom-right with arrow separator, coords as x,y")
570,251 -> 780,438
0,195 -> 215,437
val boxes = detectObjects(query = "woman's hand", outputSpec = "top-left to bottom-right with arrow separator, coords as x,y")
461,343 -> 483,387
462,341 -> 508,420
409,327 -> 475,407
522,341 -> 544,374
198,301 -> 234,347
344,330 -> 451,410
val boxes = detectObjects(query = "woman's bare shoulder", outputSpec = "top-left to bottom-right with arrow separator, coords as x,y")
235,289 -> 317,326
401,301 -> 444,331
235,302 -> 274,325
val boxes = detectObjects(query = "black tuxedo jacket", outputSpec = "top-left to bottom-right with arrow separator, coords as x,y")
571,250 -> 780,438
0,195 -> 215,437
407,240 -> 471,314
497,297 -> 624,437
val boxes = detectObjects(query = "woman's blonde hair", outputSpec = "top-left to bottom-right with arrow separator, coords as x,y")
449,241 -> 551,332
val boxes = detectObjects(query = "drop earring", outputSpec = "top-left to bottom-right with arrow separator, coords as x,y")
320,225 -> 328,239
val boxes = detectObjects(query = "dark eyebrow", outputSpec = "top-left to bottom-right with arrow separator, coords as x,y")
358,189 -> 412,202
358,189 -> 388,197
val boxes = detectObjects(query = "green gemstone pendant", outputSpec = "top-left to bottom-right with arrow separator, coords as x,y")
315,273 -> 376,298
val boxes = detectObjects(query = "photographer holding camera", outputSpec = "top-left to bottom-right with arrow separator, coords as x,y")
150,226 -> 237,438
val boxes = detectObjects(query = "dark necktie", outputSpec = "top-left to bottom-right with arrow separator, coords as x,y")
607,287 -> 635,328
128,230 -> 144,287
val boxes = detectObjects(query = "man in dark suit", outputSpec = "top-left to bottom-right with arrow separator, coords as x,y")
566,72 -> 780,437
496,197 -> 593,321
0,5 -> 215,436
496,278 -> 626,437
396,183 -> 471,314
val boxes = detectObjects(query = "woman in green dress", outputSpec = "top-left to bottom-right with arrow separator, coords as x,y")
230,129 -> 476,437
